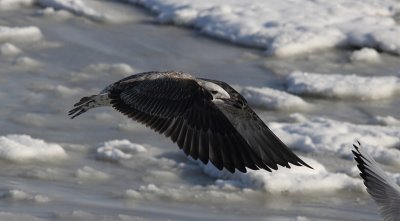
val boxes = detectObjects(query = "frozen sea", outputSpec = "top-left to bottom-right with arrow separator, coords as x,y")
0,0 -> 400,220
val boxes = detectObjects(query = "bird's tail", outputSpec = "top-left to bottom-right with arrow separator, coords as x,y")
68,94 -> 110,119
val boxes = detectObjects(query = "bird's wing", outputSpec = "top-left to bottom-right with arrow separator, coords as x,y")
202,79 -> 312,170
108,77 -> 271,173
353,142 -> 400,221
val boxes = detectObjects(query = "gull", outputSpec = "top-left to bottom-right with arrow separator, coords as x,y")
69,71 -> 312,173
352,141 -> 400,220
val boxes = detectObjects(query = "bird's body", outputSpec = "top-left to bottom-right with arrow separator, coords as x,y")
69,71 -> 311,173
353,142 -> 400,220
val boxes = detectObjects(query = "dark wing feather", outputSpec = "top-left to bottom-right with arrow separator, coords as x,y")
108,77 -> 264,172
201,78 -> 312,169
353,142 -> 400,221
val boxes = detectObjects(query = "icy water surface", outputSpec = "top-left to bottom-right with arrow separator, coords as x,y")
0,1 -> 399,220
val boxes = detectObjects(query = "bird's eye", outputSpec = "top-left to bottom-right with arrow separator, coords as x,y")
211,90 -> 218,94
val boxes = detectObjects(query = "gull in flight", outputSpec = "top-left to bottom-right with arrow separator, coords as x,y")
69,71 -> 312,173
353,141 -> 400,220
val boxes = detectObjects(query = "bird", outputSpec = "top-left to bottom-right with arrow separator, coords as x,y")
69,71 -> 312,173
352,141 -> 400,220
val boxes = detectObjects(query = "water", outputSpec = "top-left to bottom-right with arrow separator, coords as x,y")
0,1 -> 399,220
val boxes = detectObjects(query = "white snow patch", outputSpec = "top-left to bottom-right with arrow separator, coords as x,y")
0,43 -> 21,56
286,72 -> 400,100
1,189 -> 50,203
269,116 -> 400,165
350,48 -> 381,63
29,84 -> 83,98
75,166 -> 109,180
83,63 -> 134,76
371,115 -> 400,126
0,26 -> 42,43
241,86 -> 311,110
36,0 -> 133,23
0,0 -> 34,10
95,139 -> 146,162
0,134 -> 67,163
123,0 -> 400,56
14,56 -> 41,68
201,157 -> 363,194
36,7 -> 74,20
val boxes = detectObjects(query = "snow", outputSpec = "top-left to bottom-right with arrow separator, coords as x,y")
1,189 -> 50,203
286,72 -> 400,100
371,115 -> 400,126
269,116 -> 400,165
0,134 -> 67,163
36,0 -> 106,22
201,157 -> 363,194
123,0 -> 400,56
28,84 -> 84,98
36,0 -> 135,23
75,166 -> 109,180
350,48 -> 381,63
0,43 -> 21,56
0,0 -> 33,10
13,56 -> 41,67
240,86 -> 310,110
95,139 -> 146,162
70,63 -> 135,82
0,26 -> 42,43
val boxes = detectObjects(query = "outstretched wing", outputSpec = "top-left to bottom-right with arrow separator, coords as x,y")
353,142 -> 400,221
108,76 -> 310,173
201,78 -> 312,170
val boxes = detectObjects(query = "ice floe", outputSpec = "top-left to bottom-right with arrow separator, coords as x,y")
75,166 -> 109,180
124,0 -> 400,56
95,139 -> 146,162
1,189 -> 50,203
36,0 -> 105,21
28,84 -> 84,98
269,116 -> 400,165
0,26 -> 42,43
286,72 -> 400,100
201,157 -> 363,194
0,0 -> 34,10
241,86 -> 310,110
0,134 -> 67,162
371,115 -> 400,126
70,63 -> 135,82
13,56 -> 41,68
0,43 -> 21,56
350,48 -> 381,63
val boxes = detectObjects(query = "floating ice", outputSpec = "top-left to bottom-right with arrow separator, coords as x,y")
371,115 -> 400,126
123,0 -> 400,56
241,86 -> 310,110
36,0 -> 134,23
0,134 -> 67,163
29,84 -> 84,98
201,157 -> 363,194
75,166 -> 109,180
1,189 -> 50,203
286,72 -> 400,100
0,43 -> 21,56
13,56 -> 41,68
0,0 -> 34,10
350,48 -> 381,63
83,63 -> 134,76
95,139 -> 146,162
0,26 -> 42,43
269,116 -> 400,165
